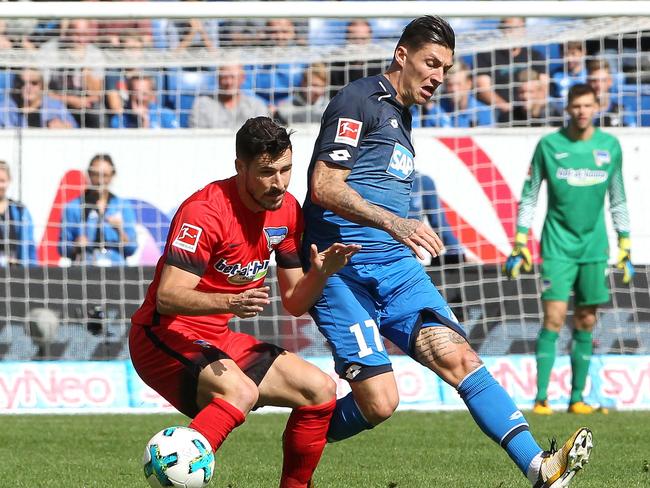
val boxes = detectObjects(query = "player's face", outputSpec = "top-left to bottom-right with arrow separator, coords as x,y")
397,42 -> 453,106
241,148 -> 293,211
566,93 -> 598,130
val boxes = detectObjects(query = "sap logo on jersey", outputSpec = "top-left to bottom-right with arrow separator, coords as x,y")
214,258 -> 270,284
334,118 -> 363,147
386,143 -> 414,179
264,226 -> 288,251
172,223 -> 202,253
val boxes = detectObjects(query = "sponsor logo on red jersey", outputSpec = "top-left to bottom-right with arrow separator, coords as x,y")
214,258 -> 270,285
172,223 -> 202,253
334,118 -> 363,147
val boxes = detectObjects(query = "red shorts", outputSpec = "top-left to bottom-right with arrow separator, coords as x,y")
129,322 -> 284,418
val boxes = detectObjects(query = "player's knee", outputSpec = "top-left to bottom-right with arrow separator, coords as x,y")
575,312 -> 597,331
358,392 -> 399,425
214,378 -> 259,413
304,372 -> 337,405
543,315 -> 564,332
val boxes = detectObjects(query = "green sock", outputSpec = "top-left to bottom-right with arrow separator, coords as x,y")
570,329 -> 593,404
535,328 -> 559,402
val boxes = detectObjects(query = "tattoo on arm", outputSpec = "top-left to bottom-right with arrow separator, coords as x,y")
313,161 -> 398,232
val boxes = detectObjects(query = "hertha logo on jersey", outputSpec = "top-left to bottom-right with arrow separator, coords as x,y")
264,226 -> 288,251
334,118 -> 363,147
593,149 -> 611,167
386,143 -> 414,180
172,223 -> 202,252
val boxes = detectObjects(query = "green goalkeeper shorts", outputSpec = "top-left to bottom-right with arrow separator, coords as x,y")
540,259 -> 609,306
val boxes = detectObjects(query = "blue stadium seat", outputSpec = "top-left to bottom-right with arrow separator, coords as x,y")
309,19 -> 348,47
164,68 -> 217,128
622,83 -> 650,127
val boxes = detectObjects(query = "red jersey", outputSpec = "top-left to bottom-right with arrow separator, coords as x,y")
131,176 -> 303,329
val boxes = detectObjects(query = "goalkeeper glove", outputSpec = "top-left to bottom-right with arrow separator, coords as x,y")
504,232 -> 532,279
616,237 -> 634,285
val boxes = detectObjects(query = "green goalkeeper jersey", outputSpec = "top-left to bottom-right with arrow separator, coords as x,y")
516,127 -> 630,262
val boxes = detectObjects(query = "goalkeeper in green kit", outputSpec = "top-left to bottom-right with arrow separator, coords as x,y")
505,83 -> 634,415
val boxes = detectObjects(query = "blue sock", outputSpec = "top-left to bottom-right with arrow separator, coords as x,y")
326,392 -> 373,442
457,366 -> 543,475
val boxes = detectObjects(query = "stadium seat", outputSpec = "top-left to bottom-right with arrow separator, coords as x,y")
164,68 -> 217,128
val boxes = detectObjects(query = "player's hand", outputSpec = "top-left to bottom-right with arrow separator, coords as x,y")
229,286 -> 270,318
616,237 -> 634,285
388,217 -> 444,260
503,232 -> 532,279
311,243 -> 362,276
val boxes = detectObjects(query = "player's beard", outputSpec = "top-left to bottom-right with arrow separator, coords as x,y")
246,178 -> 285,211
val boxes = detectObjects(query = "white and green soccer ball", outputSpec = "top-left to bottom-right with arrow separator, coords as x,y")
143,426 -> 215,488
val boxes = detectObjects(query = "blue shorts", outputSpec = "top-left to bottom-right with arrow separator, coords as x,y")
309,257 -> 466,380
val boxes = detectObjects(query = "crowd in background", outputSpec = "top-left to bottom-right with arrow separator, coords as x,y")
0,14 -> 648,129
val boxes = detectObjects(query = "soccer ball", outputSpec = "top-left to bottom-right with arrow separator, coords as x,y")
143,426 -> 215,488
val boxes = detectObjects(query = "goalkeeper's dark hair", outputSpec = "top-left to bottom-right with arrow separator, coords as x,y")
567,83 -> 597,104
397,15 -> 455,53
236,117 -> 293,164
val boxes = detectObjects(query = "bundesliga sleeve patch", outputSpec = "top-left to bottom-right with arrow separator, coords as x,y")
334,118 -> 363,147
172,223 -> 203,253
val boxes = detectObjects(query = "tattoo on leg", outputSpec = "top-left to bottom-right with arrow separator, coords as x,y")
414,327 -> 482,370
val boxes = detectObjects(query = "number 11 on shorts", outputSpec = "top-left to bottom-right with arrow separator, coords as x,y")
349,319 -> 384,358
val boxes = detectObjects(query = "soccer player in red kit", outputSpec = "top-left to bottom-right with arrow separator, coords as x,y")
130,117 -> 360,488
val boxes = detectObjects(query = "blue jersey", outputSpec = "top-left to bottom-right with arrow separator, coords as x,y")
303,75 -> 416,264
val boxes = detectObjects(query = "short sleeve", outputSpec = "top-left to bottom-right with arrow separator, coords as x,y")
166,201 -> 222,276
275,198 -> 304,269
314,86 -> 370,169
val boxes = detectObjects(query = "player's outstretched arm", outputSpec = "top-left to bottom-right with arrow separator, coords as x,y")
276,243 -> 360,316
156,264 -> 270,318
311,160 -> 444,259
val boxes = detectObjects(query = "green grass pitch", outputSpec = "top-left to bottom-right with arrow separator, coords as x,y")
2,410 -> 649,487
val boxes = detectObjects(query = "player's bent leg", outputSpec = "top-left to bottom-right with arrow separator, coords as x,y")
256,352 -> 337,488
257,351 -> 336,408
327,371 -> 399,442
414,325 -> 544,479
189,359 -> 257,452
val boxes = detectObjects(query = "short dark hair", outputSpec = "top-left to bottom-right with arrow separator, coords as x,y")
236,117 -> 292,163
567,83 -> 597,104
586,58 -> 611,75
397,15 -> 455,53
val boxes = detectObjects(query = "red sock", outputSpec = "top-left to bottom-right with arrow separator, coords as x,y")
189,397 -> 245,451
280,399 -> 336,488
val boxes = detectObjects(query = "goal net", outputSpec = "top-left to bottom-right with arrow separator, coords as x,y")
0,3 -> 648,362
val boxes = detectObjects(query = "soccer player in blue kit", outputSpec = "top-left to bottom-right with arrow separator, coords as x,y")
302,16 -> 593,487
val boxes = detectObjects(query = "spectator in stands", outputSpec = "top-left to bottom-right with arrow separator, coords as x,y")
426,61 -> 493,127
97,1 -> 153,48
329,20 -> 386,98
409,171 -> 467,266
587,58 -> 635,127
0,161 -> 37,266
551,41 -> 587,104
59,154 -> 137,266
243,19 -> 305,105
169,18 -> 219,53
275,62 -> 329,125
475,17 -> 548,124
110,75 -> 179,128
0,18 -> 37,50
40,19 -> 107,128
190,63 -> 268,129
105,33 -> 148,117
512,69 -> 560,127
0,67 -> 77,128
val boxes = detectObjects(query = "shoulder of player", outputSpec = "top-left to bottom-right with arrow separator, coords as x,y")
333,75 -> 387,106
180,180 -> 231,215
593,127 -> 622,147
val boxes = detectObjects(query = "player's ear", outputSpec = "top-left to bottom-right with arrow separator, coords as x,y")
394,45 -> 408,68
234,158 -> 245,174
